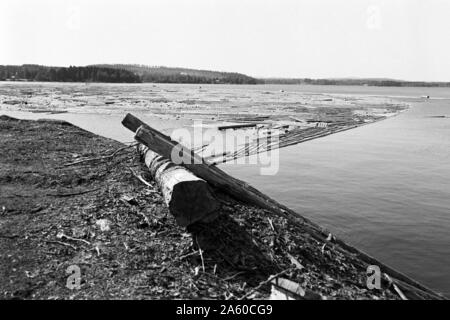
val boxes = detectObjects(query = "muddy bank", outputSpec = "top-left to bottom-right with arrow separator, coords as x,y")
0,115 -> 428,300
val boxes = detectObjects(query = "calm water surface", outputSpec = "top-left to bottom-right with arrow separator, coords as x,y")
224,96 -> 450,296
3,84 -> 449,296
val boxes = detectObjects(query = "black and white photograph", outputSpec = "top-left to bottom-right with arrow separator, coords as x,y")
0,0 -> 449,305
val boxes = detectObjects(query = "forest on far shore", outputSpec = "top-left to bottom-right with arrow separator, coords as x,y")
0,64 -> 259,84
262,77 -> 450,87
2,64 -> 448,87
0,65 -> 141,83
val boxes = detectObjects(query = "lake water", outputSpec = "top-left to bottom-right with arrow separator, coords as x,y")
2,83 -> 449,296
224,90 -> 450,297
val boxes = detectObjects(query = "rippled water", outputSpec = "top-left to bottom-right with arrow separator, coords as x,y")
2,84 -> 449,296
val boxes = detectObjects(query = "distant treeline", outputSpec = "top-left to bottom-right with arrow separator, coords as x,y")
2,64 -> 448,87
260,78 -> 450,87
92,64 -> 260,84
0,64 -> 259,84
0,65 -> 141,83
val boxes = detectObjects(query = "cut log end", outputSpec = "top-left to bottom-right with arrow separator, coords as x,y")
170,180 -> 220,226
138,144 -> 219,227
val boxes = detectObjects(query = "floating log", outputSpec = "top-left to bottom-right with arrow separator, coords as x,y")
222,115 -> 269,122
288,116 -> 304,123
122,113 -> 445,300
218,123 -> 257,130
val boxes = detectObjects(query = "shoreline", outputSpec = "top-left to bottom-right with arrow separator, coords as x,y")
0,82 -> 411,164
2,80 -> 450,90
0,115 -> 445,299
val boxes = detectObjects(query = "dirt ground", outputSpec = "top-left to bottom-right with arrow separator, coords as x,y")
0,115 -> 401,299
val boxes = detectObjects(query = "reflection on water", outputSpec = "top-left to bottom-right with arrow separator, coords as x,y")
2,84 -> 450,296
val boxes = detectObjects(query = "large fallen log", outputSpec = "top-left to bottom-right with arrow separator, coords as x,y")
122,113 -> 445,300
137,144 -> 219,227
122,114 -> 295,221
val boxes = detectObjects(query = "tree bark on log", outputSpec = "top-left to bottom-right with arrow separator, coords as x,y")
138,144 -> 219,227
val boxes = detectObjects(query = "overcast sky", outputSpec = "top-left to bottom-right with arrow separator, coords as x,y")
1,0 -> 450,81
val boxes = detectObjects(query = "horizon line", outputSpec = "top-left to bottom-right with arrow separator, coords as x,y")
2,62 -> 449,83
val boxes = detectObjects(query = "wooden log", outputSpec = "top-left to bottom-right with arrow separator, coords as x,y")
122,114 -> 298,223
122,114 -> 206,166
288,116 -> 304,123
218,123 -> 257,130
121,115 -> 219,226
137,145 -> 219,227
122,113 -> 172,140
133,125 -> 295,220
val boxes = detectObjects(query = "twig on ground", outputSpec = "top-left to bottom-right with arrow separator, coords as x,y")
384,273 -> 408,300
237,268 -> 292,300
267,218 -> 276,233
92,246 -> 101,256
225,292 -> 235,300
47,187 -> 101,197
196,236 -> 206,273
46,240 -> 77,250
224,271 -> 247,281
57,232 -> 91,246
178,250 -> 200,260
128,167 -> 153,187
63,143 -> 137,167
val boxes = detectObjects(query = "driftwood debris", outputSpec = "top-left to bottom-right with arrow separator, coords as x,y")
270,277 -> 323,300
137,144 -> 219,227
238,269 -> 292,300
122,113 -> 445,300
208,124 -> 359,165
